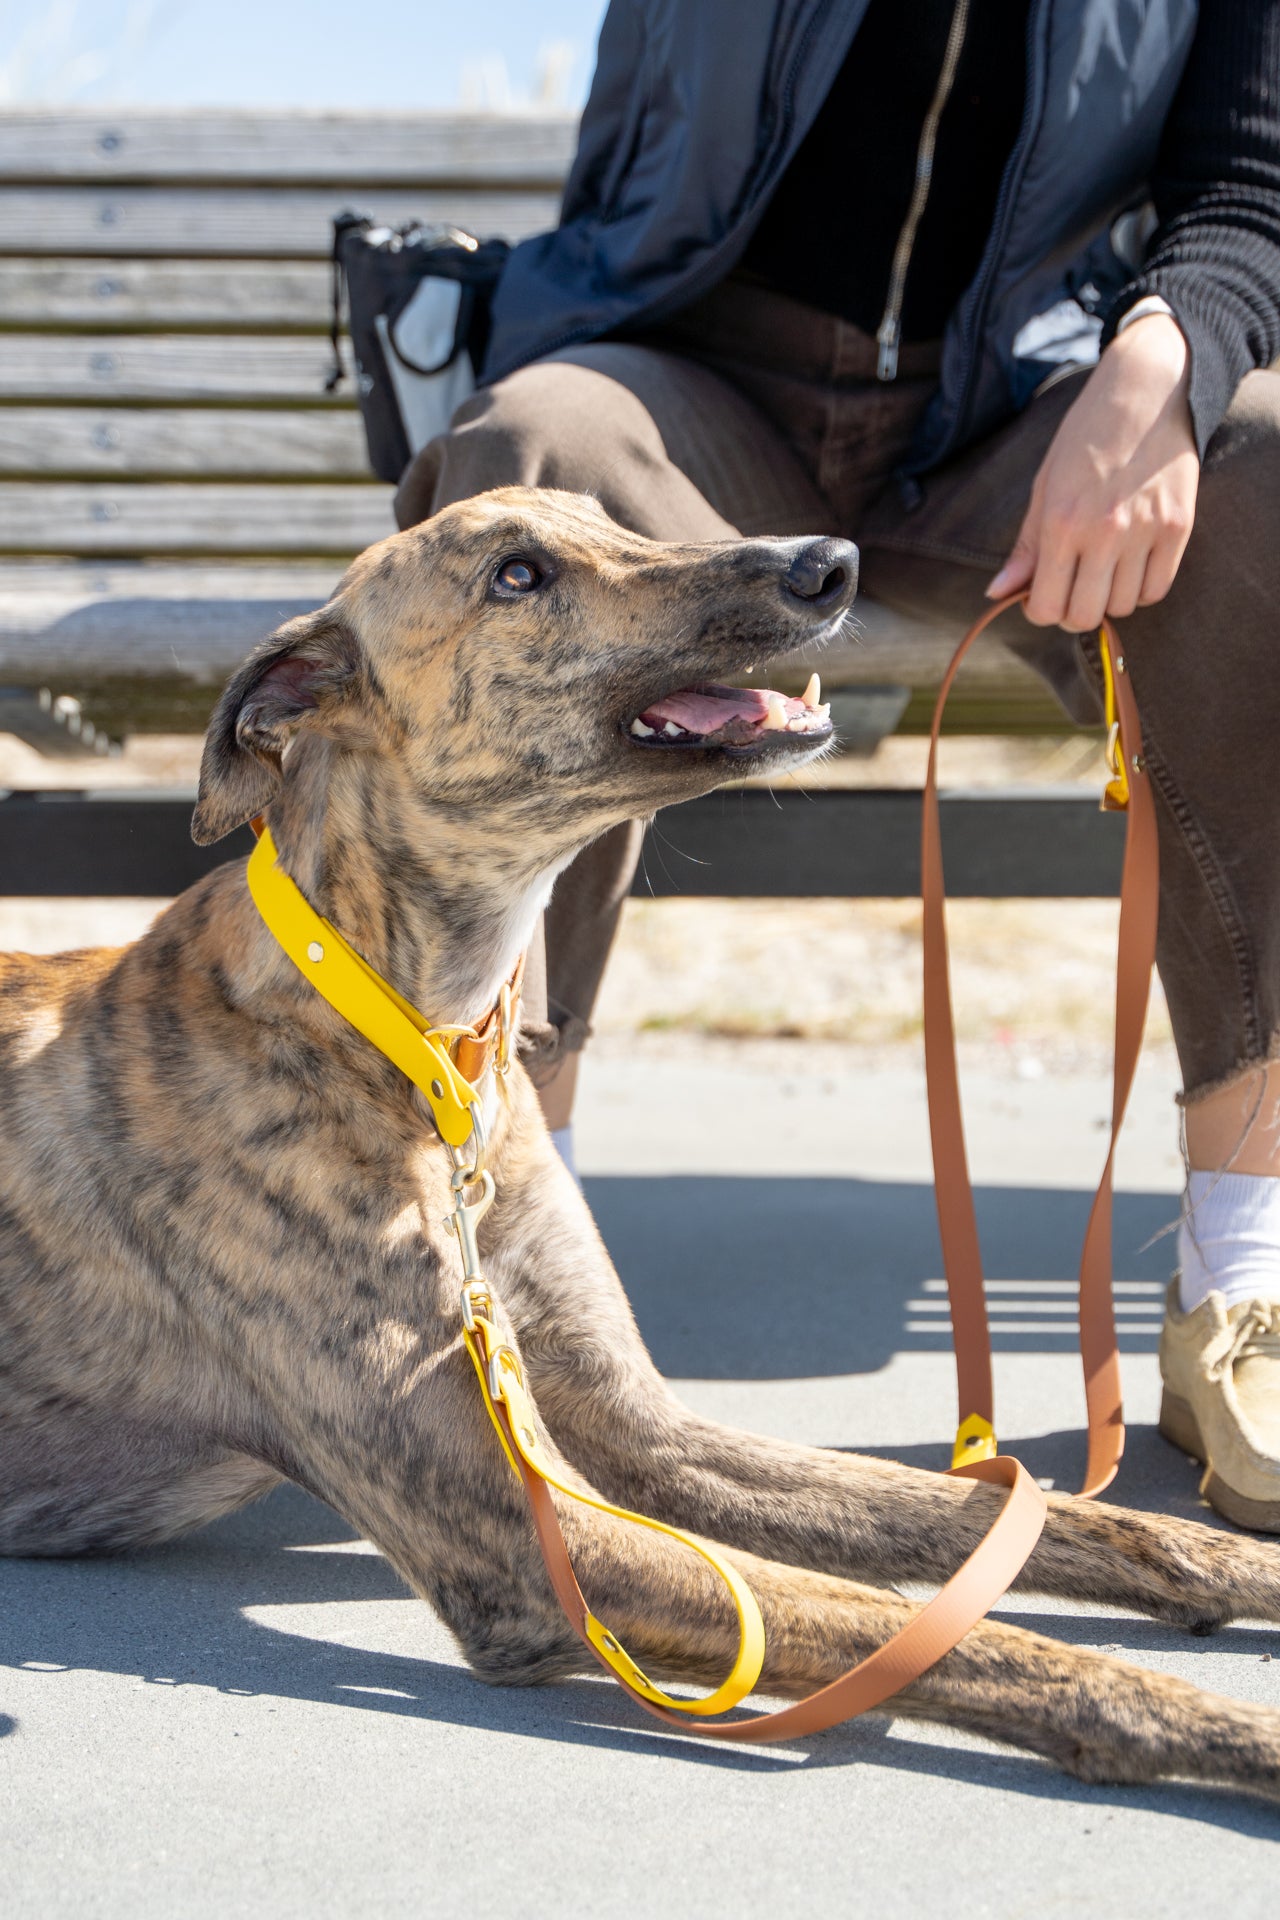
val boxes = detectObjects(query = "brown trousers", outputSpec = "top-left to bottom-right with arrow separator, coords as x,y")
396,276 -> 1280,1102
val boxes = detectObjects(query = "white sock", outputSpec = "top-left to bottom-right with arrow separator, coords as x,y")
550,1125 -> 578,1183
1178,1170 -> 1280,1312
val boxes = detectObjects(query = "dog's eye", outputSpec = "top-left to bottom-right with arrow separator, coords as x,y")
494,557 -> 543,595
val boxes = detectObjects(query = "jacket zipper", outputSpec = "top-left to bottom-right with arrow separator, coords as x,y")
925,0 -> 1046,466
875,0 -> 971,382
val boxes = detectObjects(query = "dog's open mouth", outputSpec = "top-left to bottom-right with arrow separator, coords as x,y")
626,673 -> 832,752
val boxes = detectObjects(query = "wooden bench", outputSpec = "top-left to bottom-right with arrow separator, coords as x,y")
0,108 -> 1118,897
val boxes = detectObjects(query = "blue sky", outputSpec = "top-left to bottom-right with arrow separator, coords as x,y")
0,0 -> 609,110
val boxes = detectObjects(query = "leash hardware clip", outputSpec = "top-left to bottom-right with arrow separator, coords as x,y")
1099,628 -> 1131,814
487,1344 -> 521,1405
448,1100 -> 490,1187
446,1168 -> 496,1283
459,1278 -> 493,1333
951,1412 -> 998,1471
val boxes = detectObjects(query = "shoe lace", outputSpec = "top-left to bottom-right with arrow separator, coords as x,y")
1207,1300 -> 1280,1382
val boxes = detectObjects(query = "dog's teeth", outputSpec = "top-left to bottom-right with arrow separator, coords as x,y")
762,696 -> 789,731
630,718 -> 656,738
802,672 -> 822,709
662,720 -> 684,738
745,664 -> 757,675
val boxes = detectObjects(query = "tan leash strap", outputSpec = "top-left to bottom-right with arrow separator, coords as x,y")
248,710 -> 1051,1745
923,595 -> 1159,1496
490,1371 -> 1046,1742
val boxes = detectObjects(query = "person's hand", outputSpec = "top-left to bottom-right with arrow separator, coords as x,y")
986,313 -> 1200,629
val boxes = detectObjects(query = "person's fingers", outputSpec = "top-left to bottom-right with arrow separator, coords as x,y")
1136,533 -> 1185,608
1063,545 -> 1122,633
1105,543 -> 1151,620
1137,499 -> 1195,607
986,481 -> 1045,599
1022,523 -> 1079,627
985,543 -> 1035,599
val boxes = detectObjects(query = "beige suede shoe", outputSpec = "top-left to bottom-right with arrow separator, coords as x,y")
1159,1281 -> 1280,1532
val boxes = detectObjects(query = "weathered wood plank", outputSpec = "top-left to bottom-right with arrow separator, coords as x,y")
0,188 -> 559,257
0,409 -> 372,478
0,559 -> 1033,690
0,334 -> 353,402
0,482 -> 396,556
0,560 -> 340,682
0,260 -> 334,330
0,112 -> 576,186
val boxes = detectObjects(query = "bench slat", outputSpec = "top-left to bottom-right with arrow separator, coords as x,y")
0,111 -> 576,185
0,559 -> 342,681
0,482 -> 395,557
0,187 -> 560,257
0,558 -> 1043,692
0,260 -> 334,330
0,409 -> 372,478
0,334 -> 352,402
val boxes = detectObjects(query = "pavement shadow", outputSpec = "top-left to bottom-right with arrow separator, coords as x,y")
2,1483 -> 1276,1833
848,1421 -> 1226,1526
585,1175 -> 1177,1377
6,1173 -> 1272,1832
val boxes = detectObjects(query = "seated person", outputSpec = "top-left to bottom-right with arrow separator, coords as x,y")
396,0 -> 1280,1528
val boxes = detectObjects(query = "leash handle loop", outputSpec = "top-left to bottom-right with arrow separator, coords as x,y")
463,1303 -> 1045,1737
923,594 -> 1159,1497
462,1306 -> 768,1717
468,1290 -> 1046,1740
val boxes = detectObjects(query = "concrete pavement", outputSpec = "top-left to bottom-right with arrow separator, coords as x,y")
3,1045 -> 1278,1917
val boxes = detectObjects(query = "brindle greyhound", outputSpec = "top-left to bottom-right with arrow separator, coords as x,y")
2,489 -> 1279,1798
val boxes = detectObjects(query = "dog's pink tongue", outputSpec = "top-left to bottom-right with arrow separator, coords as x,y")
640,685 -> 778,732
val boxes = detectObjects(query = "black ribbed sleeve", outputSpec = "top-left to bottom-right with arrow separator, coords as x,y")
1102,0 -> 1280,458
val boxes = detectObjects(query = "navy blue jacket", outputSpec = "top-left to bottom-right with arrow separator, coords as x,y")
484,0 -> 1199,473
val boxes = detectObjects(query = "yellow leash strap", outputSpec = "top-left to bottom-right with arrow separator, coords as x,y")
245,824 -> 766,1716
246,825 -> 479,1148
248,810 -> 1047,1737
460,1280 -> 766,1715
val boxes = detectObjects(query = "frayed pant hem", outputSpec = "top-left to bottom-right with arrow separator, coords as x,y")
1178,1037 -> 1280,1107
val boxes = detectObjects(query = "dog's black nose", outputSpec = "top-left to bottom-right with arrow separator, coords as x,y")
782,537 -> 858,609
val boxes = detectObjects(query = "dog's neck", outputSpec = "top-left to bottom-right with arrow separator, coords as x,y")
253,742 -> 571,1034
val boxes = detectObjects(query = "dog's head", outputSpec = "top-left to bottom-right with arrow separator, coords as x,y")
192,488 -> 855,862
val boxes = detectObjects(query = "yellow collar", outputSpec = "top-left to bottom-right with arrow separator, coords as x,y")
245,824 -> 518,1150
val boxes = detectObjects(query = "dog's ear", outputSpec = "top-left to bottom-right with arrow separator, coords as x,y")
191,609 -> 363,845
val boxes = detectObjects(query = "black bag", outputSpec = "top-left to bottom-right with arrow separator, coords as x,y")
327,211 -> 510,484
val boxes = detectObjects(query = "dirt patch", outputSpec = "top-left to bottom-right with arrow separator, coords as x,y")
593,896 -> 1173,1074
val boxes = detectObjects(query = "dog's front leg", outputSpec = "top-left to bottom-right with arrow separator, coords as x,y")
270,1319 -> 1280,1801
491,1135 -> 1280,1634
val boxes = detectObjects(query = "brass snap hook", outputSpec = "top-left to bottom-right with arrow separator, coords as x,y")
448,1100 -> 489,1186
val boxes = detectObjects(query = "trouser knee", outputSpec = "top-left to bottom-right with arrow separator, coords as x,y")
394,353 -> 662,530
